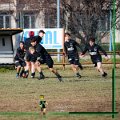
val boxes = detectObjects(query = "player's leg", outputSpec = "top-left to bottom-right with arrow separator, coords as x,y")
74,53 -> 83,70
69,59 -> 78,75
71,64 -> 81,78
97,62 -> 107,77
19,61 -> 26,77
15,61 -> 21,78
23,52 -> 31,78
78,62 -> 83,70
31,62 -> 35,78
23,61 -> 31,78
43,108 -> 46,115
69,58 -> 76,72
30,55 -> 38,78
70,57 -> 81,78
75,65 -> 81,78
46,58 -> 62,81
49,67 -> 62,81
35,61 -> 45,80
16,66 -> 21,78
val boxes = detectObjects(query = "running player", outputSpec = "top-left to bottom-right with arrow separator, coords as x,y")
80,37 -> 109,77
30,39 -> 62,81
64,33 -> 83,78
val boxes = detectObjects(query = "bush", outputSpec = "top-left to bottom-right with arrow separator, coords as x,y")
101,43 -> 120,51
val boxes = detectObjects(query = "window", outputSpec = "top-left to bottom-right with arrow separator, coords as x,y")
98,12 -> 110,31
45,9 -> 57,28
23,14 -> 35,28
0,15 -> 11,28
98,17 -> 109,31
2,38 -> 5,46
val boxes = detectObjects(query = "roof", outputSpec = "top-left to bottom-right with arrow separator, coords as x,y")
0,28 -> 23,36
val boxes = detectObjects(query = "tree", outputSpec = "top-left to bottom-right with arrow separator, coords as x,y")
61,0 -> 120,44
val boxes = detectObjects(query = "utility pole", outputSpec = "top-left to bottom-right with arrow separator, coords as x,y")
57,0 -> 60,62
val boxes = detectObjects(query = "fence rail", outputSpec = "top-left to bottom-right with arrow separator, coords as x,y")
48,51 -> 120,69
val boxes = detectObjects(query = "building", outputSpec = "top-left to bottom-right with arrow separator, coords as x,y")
0,0 -> 57,64
0,0 -> 119,63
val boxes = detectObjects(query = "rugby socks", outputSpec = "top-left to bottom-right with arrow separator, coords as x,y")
55,73 -> 62,82
102,72 -> 107,77
78,63 -> 83,70
76,72 -> 81,78
31,72 -> 35,78
19,69 -> 25,77
39,71 -> 45,79
24,70 -> 29,78
39,71 -> 44,76
16,73 -> 19,78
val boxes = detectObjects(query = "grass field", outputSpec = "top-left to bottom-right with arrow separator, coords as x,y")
0,65 -> 120,120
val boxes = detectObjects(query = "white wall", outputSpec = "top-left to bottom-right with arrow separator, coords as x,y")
35,10 -> 45,28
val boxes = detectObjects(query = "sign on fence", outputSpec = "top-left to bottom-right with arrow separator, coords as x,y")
23,28 -> 64,49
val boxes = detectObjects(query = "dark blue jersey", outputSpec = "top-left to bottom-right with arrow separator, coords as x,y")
14,47 -> 25,61
64,39 -> 81,57
34,44 -> 51,59
24,36 -> 42,50
82,44 -> 107,59
34,36 -> 42,44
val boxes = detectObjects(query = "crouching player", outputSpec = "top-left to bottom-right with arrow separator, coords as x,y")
14,41 -> 26,78
81,37 -> 109,77
64,33 -> 83,78
23,46 -> 37,78
30,39 -> 63,81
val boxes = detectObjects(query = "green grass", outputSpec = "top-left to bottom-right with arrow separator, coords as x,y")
0,65 -> 120,120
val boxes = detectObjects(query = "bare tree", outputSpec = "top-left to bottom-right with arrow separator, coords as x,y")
61,0 -> 120,44
0,0 -> 119,42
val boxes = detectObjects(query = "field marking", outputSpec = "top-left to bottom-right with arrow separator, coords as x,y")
0,111 -> 118,116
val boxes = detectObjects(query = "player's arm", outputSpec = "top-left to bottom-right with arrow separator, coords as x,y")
16,48 -> 24,61
39,101 -> 43,108
34,36 -> 42,44
80,45 -> 88,57
35,45 -> 43,62
36,45 -> 42,55
64,43 -> 67,56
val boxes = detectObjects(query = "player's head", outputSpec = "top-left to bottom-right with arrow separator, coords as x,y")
64,33 -> 71,41
29,46 -> 35,54
89,37 -> 95,46
19,41 -> 24,49
29,31 -> 34,38
39,30 -> 45,38
30,39 -> 37,46
40,95 -> 44,100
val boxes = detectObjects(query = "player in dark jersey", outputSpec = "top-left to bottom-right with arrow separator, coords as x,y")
24,30 -> 45,78
24,31 -> 34,50
81,37 -> 109,77
25,47 -> 38,78
30,39 -> 62,82
24,30 -> 45,50
14,41 -> 26,78
34,30 -> 45,44
64,33 -> 83,78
